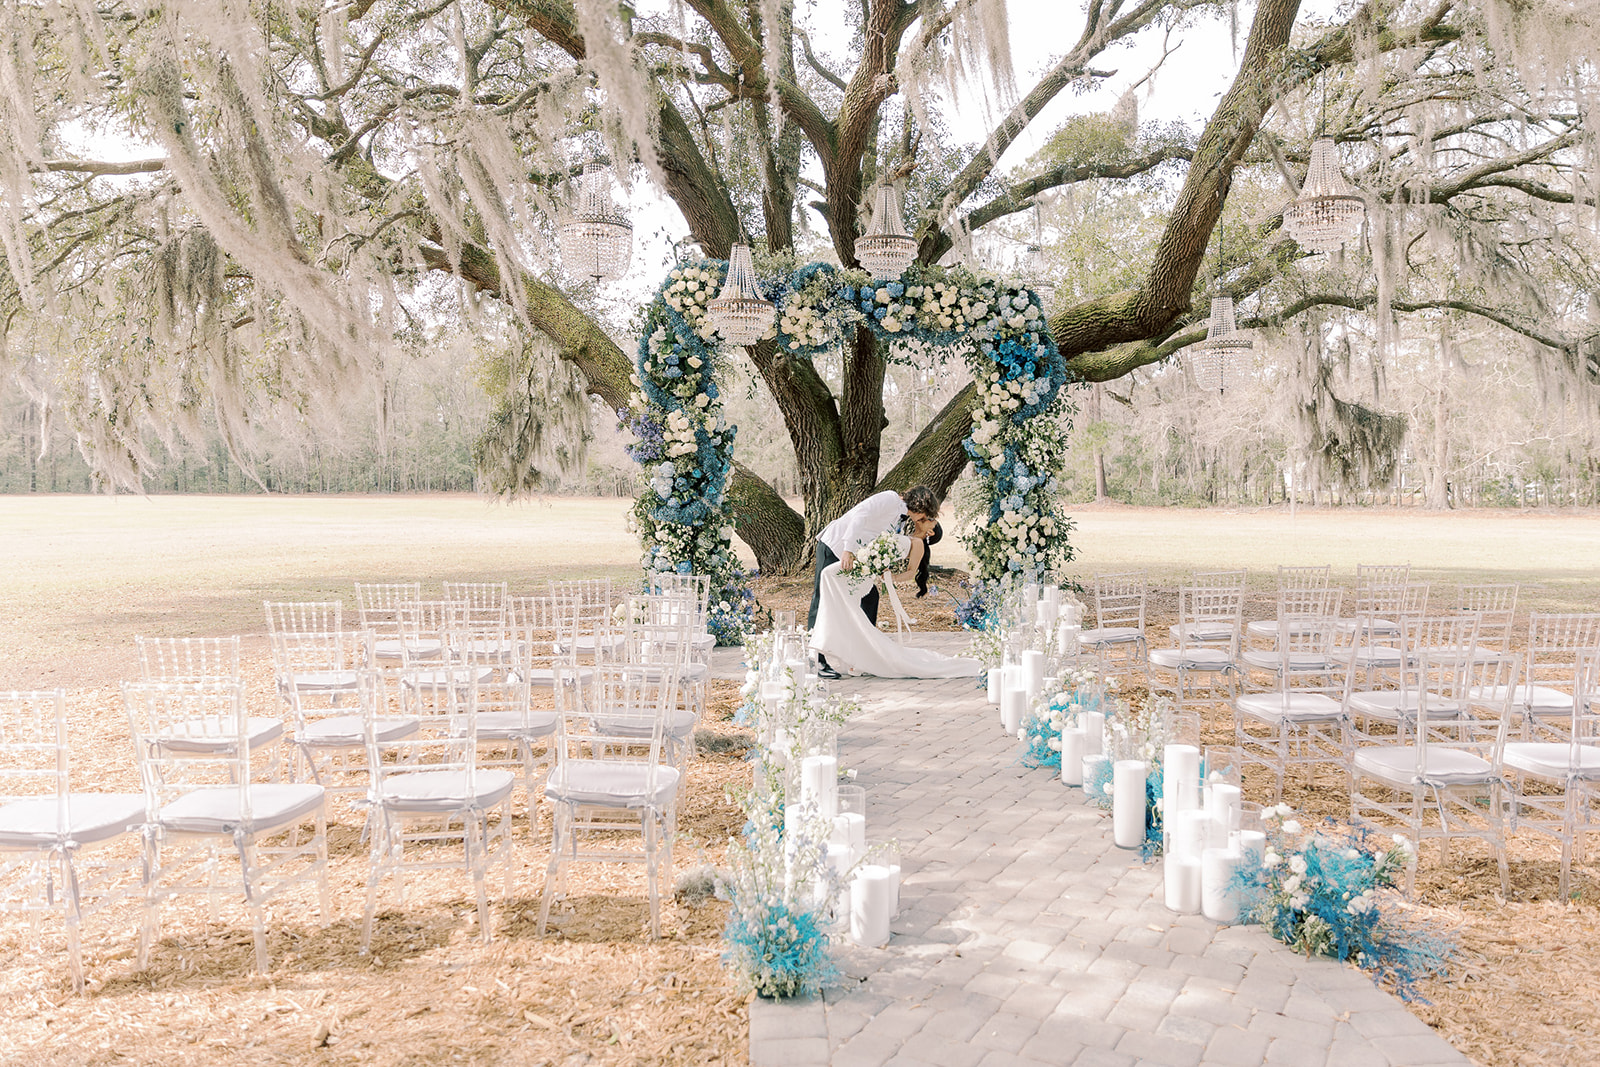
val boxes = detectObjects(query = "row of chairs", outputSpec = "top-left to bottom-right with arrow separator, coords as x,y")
0,576 -> 714,990
1092,567 -> 1600,897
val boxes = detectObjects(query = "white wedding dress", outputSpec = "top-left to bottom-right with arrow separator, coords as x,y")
810,537 -> 981,680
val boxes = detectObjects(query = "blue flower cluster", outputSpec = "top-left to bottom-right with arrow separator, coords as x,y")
1236,819 -> 1456,1003
720,898 -> 838,1000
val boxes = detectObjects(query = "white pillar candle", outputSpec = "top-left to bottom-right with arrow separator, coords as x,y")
1173,809 -> 1214,861
1043,585 -> 1062,607
1056,625 -> 1080,658
1162,744 -> 1201,826
1023,582 -> 1040,612
1236,829 -> 1267,871
1081,711 -> 1104,756
760,680 -> 785,703
1000,683 -> 1026,734
1021,650 -> 1046,701
830,812 -> 866,852
1082,754 -> 1112,803
985,668 -> 1001,704
800,755 -> 838,819
849,865 -> 893,947
1206,784 -> 1242,844
1201,847 -> 1242,923
1036,600 -> 1060,633
1113,760 -> 1148,848
1060,728 -> 1085,785
1164,855 -> 1202,914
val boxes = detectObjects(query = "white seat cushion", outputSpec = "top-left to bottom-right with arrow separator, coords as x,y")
155,717 -> 284,755
300,715 -> 420,746
1353,745 -> 1493,787
691,632 -> 716,653
595,709 -> 698,740
514,666 -> 594,688
158,783 -> 325,835
475,709 -> 559,740
374,769 -> 516,814
0,793 -> 147,849
1240,650 -> 1339,673
545,761 -> 680,808
402,666 -> 496,688
1168,622 -> 1238,643
286,670 -> 360,692
374,638 -> 444,661
1502,742 -> 1600,780
1346,691 -> 1461,720
461,638 -> 518,657
1351,645 -> 1403,668
1468,685 -> 1574,713
1149,648 -> 1234,672
1079,627 -> 1142,647
1235,692 -> 1342,723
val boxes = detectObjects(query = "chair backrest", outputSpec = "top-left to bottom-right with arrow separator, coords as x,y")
0,690 -> 68,822
401,600 -> 464,659
1266,589 -> 1345,692
554,662 -> 676,776
265,601 -> 343,636
1275,565 -> 1330,595
122,680 -> 253,815
1354,563 -> 1410,592
1278,583 -> 1342,622
1575,652 -> 1600,750
365,670 -> 479,795
1524,613 -> 1600,697
355,583 -> 421,634
137,636 -> 242,683
646,574 -> 711,626
444,581 -> 508,620
1400,615 -> 1479,700
271,628 -> 368,676
1454,584 -> 1518,654
1467,652 -> 1522,748
1092,572 -> 1146,631
549,578 -> 614,629
1176,584 -> 1243,653
612,595 -> 697,666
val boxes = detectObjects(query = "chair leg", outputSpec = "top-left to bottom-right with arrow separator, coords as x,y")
61,851 -> 86,995
644,812 -> 660,939
466,816 -> 492,944
315,809 -> 331,925
537,807 -> 566,937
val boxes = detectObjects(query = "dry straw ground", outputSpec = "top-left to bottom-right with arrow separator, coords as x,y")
3,496 -> 1598,1065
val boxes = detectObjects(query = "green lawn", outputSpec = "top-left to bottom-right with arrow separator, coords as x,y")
3,493 -> 1597,687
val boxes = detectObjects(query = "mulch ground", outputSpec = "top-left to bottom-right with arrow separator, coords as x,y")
3,571 -> 1595,1065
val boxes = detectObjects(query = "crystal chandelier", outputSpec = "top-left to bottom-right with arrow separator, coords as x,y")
1191,295 -> 1253,392
854,184 -> 918,280
1282,138 -> 1365,253
706,243 -> 775,346
557,162 -> 633,285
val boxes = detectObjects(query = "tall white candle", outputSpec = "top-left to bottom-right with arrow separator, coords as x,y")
1021,650 -> 1046,701
800,755 -> 838,819
985,668 -> 1001,705
1057,625 -> 1080,658
1061,728 -> 1085,786
1001,684 -> 1026,734
1164,855 -> 1202,914
1081,711 -> 1104,756
1036,600 -> 1059,633
1206,784 -> 1242,846
849,865 -> 893,947
1173,809 -> 1213,861
1113,760 -> 1148,848
1236,829 -> 1267,871
1043,585 -> 1062,607
1201,847 -> 1242,923
831,812 -> 866,852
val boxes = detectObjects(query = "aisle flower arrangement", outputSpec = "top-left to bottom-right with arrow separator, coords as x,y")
1019,664 -> 1108,770
1238,806 -> 1456,1002
626,258 -> 1074,637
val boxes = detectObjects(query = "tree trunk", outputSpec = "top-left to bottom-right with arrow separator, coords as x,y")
1426,333 -> 1451,509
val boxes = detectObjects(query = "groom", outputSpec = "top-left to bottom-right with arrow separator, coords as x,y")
808,484 -> 940,679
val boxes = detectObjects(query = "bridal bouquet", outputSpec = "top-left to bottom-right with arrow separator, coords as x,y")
854,533 -> 908,577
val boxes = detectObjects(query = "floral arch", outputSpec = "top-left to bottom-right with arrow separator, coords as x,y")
624,257 -> 1076,644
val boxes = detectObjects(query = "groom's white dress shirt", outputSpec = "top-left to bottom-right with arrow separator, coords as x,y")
819,490 -> 905,559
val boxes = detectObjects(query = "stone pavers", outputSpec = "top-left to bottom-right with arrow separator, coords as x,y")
726,636 -> 1469,1067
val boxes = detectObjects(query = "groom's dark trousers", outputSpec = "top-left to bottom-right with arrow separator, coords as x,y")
807,542 -> 881,632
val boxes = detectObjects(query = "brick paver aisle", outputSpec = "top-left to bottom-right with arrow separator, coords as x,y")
735,636 -> 1468,1067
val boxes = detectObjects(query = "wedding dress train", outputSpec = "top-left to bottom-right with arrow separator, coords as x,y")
809,552 -> 981,680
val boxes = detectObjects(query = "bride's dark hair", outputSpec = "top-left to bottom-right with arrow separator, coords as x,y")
915,521 -> 942,597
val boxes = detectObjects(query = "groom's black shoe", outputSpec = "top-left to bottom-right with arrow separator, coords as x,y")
817,658 -> 842,680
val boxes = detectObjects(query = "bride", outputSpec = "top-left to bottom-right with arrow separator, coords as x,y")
809,519 -> 982,680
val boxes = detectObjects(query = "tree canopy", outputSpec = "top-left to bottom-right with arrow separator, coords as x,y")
2,0 -> 1596,572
